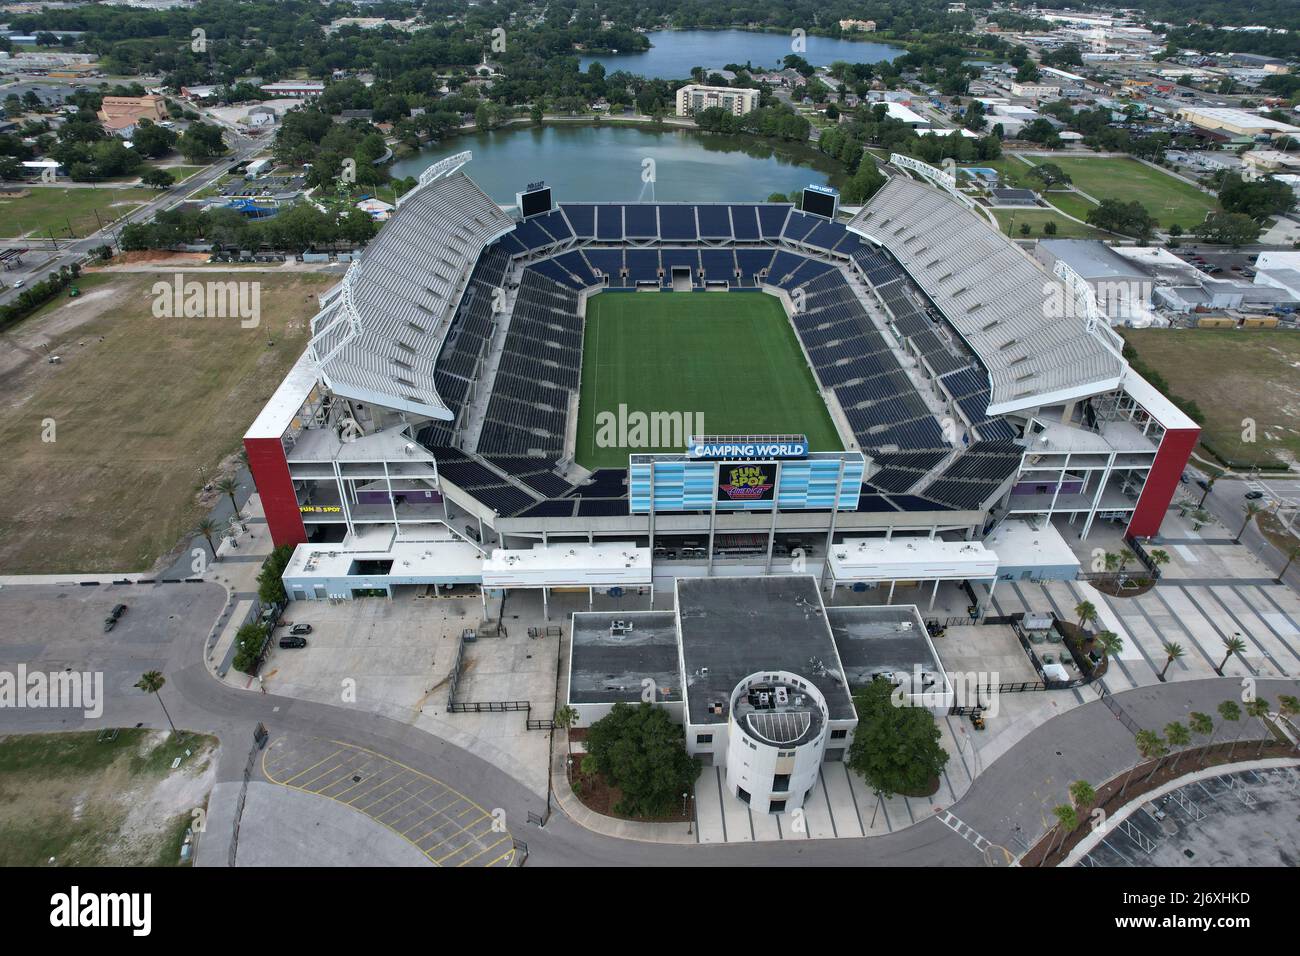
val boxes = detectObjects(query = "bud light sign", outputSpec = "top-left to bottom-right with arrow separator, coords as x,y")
718,462 -> 776,502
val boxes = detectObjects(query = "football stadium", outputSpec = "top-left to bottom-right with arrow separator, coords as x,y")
245,151 -> 1198,611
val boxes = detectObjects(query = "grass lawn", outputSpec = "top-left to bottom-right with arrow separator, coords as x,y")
992,208 -> 1106,239
0,729 -> 217,867
0,185 -> 155,239
1120,328 -> 1300,468
0,270 -> 338,573
575,292 -> 842,469
1027,155 -> 1217,231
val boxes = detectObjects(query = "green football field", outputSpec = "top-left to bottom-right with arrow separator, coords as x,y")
574,292 -> 843,469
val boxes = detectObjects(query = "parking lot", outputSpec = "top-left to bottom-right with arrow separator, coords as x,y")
254,588 -> 562,797
261,735 -> 515,867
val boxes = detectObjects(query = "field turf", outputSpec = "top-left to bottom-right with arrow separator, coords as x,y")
574,291 -> 842,469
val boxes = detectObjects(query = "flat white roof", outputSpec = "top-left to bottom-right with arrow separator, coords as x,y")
829,537 -> 999,581
244,348 -> 320,440
482,542 -> 651,588
283,535 -> 485,581
983,519 -> 1080,570
884,102 -> 928,125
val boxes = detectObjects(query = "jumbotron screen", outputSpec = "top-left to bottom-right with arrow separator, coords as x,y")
801,186 -> 838,220
519,186 -> 553,218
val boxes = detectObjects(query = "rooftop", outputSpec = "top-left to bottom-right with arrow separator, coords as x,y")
824,604 -> 944,691
568,611 -> 681,705
676,575 -> 856,727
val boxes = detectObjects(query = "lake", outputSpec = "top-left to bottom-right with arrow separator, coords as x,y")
389,124 -> 841,204
578,29 -> 904,79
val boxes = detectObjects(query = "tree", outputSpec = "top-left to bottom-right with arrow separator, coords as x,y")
554,704 -> 578,755
1087,198 -> 1155,241
1157,641 -> 1184,682
1137,729 -> 1168,784
1217,635 -> 1246,675
1246,697 -> 1272,758
135,670 -> 177,735
1193,211 -> 1262,248
1237,501 -> 1262,542
1148,549 -> 1170,574
232,622 -> 269,675
257,544 -> 294,607
1188,711 -> 1214,766
195,516 -> 220,559
177,122 -> 226,162
1049,803 -> 1078,857
1218,700 -> 1241,758
1218,173 -> 1296,219
1097,631 -> 1123,667
1068,779 -> 1096,813
1278,696 -> 1299,752
140,168 -> 174,189
584,702 -> 698,818
1198,474 -> 1217,508
847,679 -> 949,798
1074,600 -> 1097,630
1164,721 -> 1191,773
216,475 -> 240,519
1278,544 -> 1300,583
1029,162 -> 1071,188
1043,219 -> 1057,236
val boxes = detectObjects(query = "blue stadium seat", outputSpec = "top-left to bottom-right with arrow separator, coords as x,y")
696,204 -> 732,238
757,204 -> 791,238
735,249 -> 774,284
699,249 -> 736,283
559,204 -> 595,238
728,205 -> 761,239
512,218 -> 556,251
658,205 -> 698,241
582,249 -> 624,285
782,212 -> 818,242
534,210 -> 574,242
596,205 -> 624,239
625,248 -> 660,283
805,221 -> 847,251
767,251 -> 805,284
660,248 -> 700,276
624,204 -> 658,238
553,251 -> 599,287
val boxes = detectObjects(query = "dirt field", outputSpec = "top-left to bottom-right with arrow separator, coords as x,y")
0,730 -> 219,867
0,269 -> 337,573
1121,328 -> 1300,467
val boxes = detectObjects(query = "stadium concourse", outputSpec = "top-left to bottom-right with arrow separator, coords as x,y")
243,151 -> 1198,607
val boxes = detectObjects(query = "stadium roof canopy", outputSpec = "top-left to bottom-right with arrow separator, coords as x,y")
847,176 -> 1126,416
307,166 -> 514,420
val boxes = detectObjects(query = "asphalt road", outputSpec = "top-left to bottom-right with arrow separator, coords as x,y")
2,580 -> 1294,867
0,128 -> 263,307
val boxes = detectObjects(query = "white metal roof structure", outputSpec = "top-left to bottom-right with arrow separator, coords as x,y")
847,175 -> 1126,415
307,157 -> 515,420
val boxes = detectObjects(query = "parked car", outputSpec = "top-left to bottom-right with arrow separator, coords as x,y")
110,603 -> 128,619
1245,490 -> 1264,500
103,617 -> 117,632
278,635 -> 308,649
288,623 -> 312,636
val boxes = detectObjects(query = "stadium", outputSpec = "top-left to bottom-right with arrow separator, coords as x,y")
245,151 -> 1198,609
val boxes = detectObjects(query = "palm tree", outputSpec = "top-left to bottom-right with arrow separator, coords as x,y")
1246,697 -> 1272,758
1237,501 -> 1262,542
1216,634 -> 1246,675
1278,544 -> 1300,584
1156,641 -> 1184,682
1278,695 -> 1299,752
1197,474 -> 1217,508
1148,548 -> 1170,571
1103,551 -> 1120,574
1074,600 -> 1097,630
1218,700 -> 1241,758
215,475 -> 240,519
1189,711 -> 1215,766
1165,721 -> 1191,773
1068,779 -> 1096,816
135,670 -> 176,735
554,704 -> 578,755
1050,803 -> 1078,858
1131,730 -> 1167,790
195,516 -> 220,559
1097,630 -> 1123,664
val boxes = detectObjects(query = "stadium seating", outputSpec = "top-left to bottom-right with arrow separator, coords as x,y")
696,204 -> 733,239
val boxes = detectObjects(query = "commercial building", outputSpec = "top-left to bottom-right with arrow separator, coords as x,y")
97,94 -> 167,134
1175,106 -> 1300,141
674,84 -> 760,117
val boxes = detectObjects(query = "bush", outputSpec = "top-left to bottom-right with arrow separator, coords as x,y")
257,543 -> 294,607
584,702 -> 698,817
232,622 -> 269,675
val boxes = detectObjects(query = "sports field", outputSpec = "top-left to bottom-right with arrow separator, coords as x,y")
575,292 -> 842,469
1027,156 -> 1217,231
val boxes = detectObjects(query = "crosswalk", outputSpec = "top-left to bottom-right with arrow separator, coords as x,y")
989,578 -> 1300,689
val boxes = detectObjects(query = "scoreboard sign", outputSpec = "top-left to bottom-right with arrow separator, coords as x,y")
717,462 -> 776,503
688,437 -> 808,459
